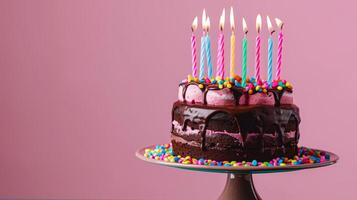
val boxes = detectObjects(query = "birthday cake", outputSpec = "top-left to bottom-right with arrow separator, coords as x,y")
170,9 -> 299,161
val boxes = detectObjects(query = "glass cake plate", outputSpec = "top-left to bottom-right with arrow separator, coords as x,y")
136,144 -> 339,200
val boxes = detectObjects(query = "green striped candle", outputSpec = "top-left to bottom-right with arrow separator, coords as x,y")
241,18 -> 248,87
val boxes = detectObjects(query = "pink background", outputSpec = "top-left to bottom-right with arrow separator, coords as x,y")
0,0 -> 354,199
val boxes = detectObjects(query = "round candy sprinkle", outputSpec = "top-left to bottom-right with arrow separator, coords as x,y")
234,75 -> 242,81
277,86 -> 283,91
272,81 -> 278,87
252,160 -> 258,166
187,74 -> 193,82
204,77 -> 210,83
198,84 -> 204,89
143,144 -> 331,168
255,85 -> 261,91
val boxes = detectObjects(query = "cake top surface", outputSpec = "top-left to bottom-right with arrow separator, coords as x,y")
178,76 -> 294,106
181,74 -> 293,95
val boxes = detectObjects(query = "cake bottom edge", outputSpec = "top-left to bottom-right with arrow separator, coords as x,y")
171,140 -> 298,162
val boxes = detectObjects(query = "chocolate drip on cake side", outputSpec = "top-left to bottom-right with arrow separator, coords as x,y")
171,102 -> 301,161
180,82 -> 201,102
230,87 -> 244,106
269,89 -> 287,106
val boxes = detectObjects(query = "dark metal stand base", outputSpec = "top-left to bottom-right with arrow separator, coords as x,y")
218,173 -> 262,200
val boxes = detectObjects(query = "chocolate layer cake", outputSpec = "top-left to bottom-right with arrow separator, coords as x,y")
171,81 -> 300,161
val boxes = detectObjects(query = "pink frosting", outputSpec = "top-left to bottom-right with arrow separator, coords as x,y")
178,85 -> 203,103
178,85 -> 293,105
247,93 -> 275,105
205,88 -> 235,106
280,92 -> 293,104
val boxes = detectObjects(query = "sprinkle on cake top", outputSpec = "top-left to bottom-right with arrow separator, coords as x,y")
181,74 -> 293,94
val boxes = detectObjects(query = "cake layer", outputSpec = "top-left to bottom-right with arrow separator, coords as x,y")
171,101 -> 300,161
172,140 -> 298,162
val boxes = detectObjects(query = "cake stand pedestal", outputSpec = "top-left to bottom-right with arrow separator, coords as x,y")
136,145 -> 338,200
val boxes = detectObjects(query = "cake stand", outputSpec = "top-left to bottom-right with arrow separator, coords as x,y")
136,145 -> 338,200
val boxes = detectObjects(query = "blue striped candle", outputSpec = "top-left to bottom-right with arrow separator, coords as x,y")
267,36 -> 273,86
266,16 -> 275,86
206,34 -> 213,79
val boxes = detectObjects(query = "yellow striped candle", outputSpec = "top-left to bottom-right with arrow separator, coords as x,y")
229,7 -> 236,78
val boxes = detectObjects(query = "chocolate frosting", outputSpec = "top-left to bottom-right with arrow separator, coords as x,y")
171,101 -> 301,161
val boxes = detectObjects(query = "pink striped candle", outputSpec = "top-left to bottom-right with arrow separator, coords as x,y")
217,32 -> 225,78
275,18 -> 284,80
255,14 -> 262,81
216,9 -> 225,79
191,17 -> 198,77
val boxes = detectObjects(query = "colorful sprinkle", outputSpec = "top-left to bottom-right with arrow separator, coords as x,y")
183,76 -> 293,95
234,75 -> 242,82
255,85 -> 261,91
187,74 -> 193,82
143,144 -> 331,168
